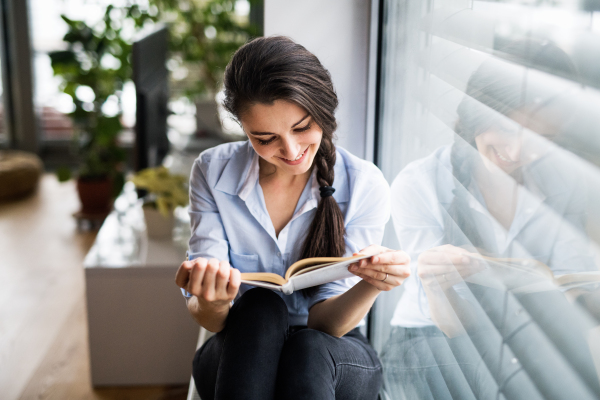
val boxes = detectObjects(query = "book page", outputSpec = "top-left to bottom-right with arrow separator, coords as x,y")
285,254 -> 368,280
239,272 -> 286,286
291,262 -> 336,277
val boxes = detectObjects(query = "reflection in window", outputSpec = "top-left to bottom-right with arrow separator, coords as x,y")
375,1 -> 600,399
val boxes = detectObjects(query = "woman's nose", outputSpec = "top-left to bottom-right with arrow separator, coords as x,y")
280,138 -> 301,159
504,139 -> 523,162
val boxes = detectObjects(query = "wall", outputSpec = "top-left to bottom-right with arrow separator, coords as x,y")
264,0 -> 373,159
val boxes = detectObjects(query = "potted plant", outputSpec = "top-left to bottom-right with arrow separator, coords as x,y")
130,166 -> 189,239
50,5 -> 155,215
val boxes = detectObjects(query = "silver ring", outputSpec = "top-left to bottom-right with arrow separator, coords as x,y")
382,273 -> 388,283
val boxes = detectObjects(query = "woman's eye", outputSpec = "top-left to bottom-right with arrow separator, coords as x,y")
294,123 -> 312,132
257,137 -> 276,145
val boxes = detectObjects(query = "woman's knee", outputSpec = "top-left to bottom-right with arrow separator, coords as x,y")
277,329 -> 337,398
227,288 -> 288,331
280,329 -> 335,373
192,336 -> 222,400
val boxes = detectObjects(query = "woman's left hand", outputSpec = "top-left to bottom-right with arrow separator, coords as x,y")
348,244 -> 411,291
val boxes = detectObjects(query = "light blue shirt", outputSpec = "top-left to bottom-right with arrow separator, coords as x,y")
183,140 -> 390,326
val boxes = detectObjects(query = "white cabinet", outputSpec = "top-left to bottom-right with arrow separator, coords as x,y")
84,194 -> 199,386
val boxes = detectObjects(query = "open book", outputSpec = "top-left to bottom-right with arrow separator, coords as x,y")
240,252 -> 375,295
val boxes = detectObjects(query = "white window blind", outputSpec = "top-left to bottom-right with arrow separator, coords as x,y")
374,1 -> 600,399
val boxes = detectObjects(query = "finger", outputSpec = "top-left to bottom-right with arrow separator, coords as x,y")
188,259 -> 207,296
353,266 -> 388,282
353,259 -> 411,275
392,265 -> 411,279
201,258 -> 220,301
348,262 -> 360,271
355,244 -> 385,257
215,260 -> 231,295
175,261 -> 193,288
356,272 -> 394,291
372,250 -> 411,265
227,268 -> 241,298
353,262 -> 394,274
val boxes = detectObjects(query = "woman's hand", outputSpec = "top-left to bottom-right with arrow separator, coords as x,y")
175,257 -> 241,312
348,245 -> 411,291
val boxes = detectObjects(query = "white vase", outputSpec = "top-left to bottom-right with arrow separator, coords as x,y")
143,206 -> 174,239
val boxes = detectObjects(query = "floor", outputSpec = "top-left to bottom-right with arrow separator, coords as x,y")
0,175 -> 187,400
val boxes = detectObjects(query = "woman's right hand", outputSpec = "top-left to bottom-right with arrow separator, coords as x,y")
175,258 -> 241,311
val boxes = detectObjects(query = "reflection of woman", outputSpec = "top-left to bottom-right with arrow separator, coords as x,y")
381,42 -> 596,399
174,36 -> 410,400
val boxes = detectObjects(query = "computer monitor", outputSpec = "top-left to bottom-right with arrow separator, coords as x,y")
132,25 -> 169,171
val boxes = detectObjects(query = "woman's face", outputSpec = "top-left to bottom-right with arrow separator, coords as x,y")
240,100 -> 323,176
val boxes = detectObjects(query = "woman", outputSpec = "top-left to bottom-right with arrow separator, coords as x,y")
174,36 -> 411,400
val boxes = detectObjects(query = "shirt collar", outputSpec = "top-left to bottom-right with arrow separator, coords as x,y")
239,150 -> 259,201
214,140 -> 350,203
214,141 -> 256,197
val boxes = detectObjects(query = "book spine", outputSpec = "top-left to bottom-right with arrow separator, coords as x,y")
281,281 -> 294,295
240,280 -> 284,292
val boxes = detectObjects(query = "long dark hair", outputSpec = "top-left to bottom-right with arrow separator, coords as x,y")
222,36 -> 346,265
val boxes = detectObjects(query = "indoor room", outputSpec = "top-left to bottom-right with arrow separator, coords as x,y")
2,0 -> 600,399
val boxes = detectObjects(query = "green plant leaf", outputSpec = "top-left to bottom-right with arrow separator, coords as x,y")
56,166 -> 72,182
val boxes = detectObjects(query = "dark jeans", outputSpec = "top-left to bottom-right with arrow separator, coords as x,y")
193,288 -> 382,400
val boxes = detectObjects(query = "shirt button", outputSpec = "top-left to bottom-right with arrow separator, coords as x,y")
277,252 -> 281,257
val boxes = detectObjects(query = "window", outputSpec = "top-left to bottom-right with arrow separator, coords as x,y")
29,0 -> 119,142
373,1 -> 600,399
0,54 -> 6,148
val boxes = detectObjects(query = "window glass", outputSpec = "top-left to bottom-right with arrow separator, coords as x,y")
0,55 -> 6,148
374,1 -> 600,399
29,0 -> 98,141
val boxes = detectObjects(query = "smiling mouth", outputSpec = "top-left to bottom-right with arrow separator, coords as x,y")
493,147 -> 518,164
281,147 -> 308,162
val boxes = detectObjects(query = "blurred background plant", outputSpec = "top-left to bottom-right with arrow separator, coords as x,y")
50,0 -> 261,194
149,0 -> 261,100
130,166 -> 188,216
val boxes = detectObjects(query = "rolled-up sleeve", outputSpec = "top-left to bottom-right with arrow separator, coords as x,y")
308,167 -> 391,309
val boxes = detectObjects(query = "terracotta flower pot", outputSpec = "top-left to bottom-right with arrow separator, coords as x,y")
143,206 -> 174,239
76,177 -> 113,214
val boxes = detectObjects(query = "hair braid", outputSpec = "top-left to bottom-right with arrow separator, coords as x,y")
300,136 -> 346,261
